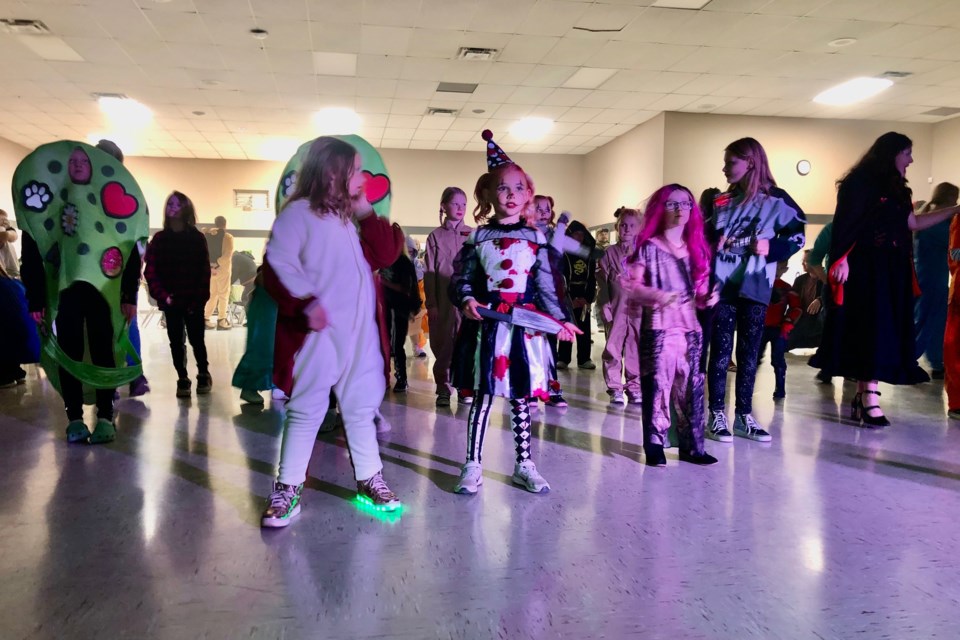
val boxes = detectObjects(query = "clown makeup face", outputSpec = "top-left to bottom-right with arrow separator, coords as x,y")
165,194 -> 182,219
68,148 -> 92,185
534,197 -> 553,224
494,166 -> 532,222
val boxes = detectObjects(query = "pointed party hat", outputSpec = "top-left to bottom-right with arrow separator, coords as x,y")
481,129 -> 513,170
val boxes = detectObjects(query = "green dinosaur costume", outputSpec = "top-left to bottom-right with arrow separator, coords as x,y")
275,135 -> 392,218
12,140 -> 149,392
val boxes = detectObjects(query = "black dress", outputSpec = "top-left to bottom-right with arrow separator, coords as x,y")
809,171 -> 928,384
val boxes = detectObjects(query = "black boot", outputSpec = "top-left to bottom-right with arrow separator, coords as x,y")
773,367 -> 786,399
644,443 -> 667,467
679,450 -> 719,465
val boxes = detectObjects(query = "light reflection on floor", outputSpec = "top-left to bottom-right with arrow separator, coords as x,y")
1,323 -> 958,639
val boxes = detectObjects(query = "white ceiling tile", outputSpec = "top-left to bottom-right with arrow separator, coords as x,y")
601,70 -> 699,93
542,88 -> 591,106
493,104 -> 535,119
469,84 -> 518,102
576,91 -> 631,109
386,115 -> 423,128
442,129 -> 475,142
355,97 -> 394,114
436,140 -> 467,150
589,108 -> 640,124
524,65 -> 578,88
482,63 -> 536,86
508,86 -> 555,105
409,140 -> 438,149
412,128 -> 444,141
363,0 -> 423,27
499,36 -> 561,64
395,80 -> 438,100
518,0 -> 590,37
401,58 -> 452,82
360,26 -> 414,55
304,0 -> 362,23
380,139 -> 411,149
391,99 -> 430,115
469,0 -> 537,33
407,29 -> 465,59
416,0 -> 478,30
419,115 -> 455,130
558,107 -> 603,122
310,22 -> 363,54
441,60 -> 494,84
357,78 -> 399,98
572,122 -> 611,136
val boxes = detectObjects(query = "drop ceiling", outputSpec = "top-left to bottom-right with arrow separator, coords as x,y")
3,0 -> 960,159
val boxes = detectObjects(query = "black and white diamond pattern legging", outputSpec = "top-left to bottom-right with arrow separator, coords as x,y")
466,395 -> 532,464
707,299 -> 768,415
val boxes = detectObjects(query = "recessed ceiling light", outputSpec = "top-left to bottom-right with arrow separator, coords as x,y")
313,52 -> 357,77
250,28 -> 268,40
813,77 -> 893,106
828,38 -> 857,47
562,68 -> 618,90
98,96 -> 152,128
313,107 -> 361,134
510,117 -> 553,141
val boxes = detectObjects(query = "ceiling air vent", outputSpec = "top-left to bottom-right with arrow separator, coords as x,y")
456,47 -> 498,61
922,107 -> 960,117
436,82 -> 478,94
0,18 -> 51,35
92,92 -> 129,100
426,107 -> 459,116
881,71 -> 912,79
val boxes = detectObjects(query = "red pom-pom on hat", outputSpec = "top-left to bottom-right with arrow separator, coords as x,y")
481,129 -> 513,170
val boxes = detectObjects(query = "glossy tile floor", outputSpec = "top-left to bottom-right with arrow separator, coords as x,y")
2,321 -> 959,640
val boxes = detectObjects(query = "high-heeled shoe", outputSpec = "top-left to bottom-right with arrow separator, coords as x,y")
850,392 -> 862,421
860,389 -> 890,427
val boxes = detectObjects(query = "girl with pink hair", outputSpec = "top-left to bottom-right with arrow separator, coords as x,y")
624,184 -> 718,467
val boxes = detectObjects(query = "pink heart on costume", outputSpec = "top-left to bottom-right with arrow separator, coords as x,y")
363,171 -> 390,204
101,182 -> 139,219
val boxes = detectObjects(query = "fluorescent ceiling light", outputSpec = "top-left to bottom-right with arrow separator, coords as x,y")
17,35 -> 83,61
86,132 -> 137,155
313,52 -> 357,77
813,77 -> 893,106
313,107 -> 361,134
258,137 -> 301,162
562,68 -> 618,90
652,0 -> 712,8
510,117 -> 554,141
98,96 -> 152,128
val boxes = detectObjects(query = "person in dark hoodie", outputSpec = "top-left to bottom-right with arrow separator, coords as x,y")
557,220 -> 598,370
380,240 -> 422,392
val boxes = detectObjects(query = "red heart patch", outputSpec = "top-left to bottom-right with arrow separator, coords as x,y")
101,182 -> 139,219
362,171 -> 390,205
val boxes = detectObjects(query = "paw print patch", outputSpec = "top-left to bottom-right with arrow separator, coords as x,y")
23,181 -> 52,212
281,170 -> 297,199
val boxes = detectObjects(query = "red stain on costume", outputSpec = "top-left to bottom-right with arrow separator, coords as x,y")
501,258 -> 513,269
493,356 -> 510,380
508,269 -> 518,275
498,237 -> 519,249
499,278 -> 514,289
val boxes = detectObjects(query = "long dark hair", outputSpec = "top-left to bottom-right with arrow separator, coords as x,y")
286,137 -> 357,221
163,191 -> 197,230
840,131 -> 912,201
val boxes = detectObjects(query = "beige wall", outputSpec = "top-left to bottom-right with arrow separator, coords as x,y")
123,148 -> 585,257
0,137 -> 28,217
931,116 -> 960,189
582,113 -> 665,229
661,112 -> 935,216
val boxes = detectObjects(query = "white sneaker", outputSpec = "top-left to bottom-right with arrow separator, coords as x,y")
609,390 -> 624,404
271,388 -> 288,401
459,393 -> 474,405
454,461 -> 483,494
512,460 -> 550,493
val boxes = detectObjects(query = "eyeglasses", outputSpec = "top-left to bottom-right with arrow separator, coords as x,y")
664,201 -> 693,212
